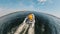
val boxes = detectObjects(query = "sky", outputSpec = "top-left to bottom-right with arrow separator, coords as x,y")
0,0 -> 60,17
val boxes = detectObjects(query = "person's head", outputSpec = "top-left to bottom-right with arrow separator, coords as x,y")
28,13 -> 34,21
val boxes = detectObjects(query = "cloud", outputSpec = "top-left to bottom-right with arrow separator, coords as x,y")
37,0 -> 53,5
37,0 -> 47,5
0,0 -> 58,17
37,0 -> 47,3
41,10 -> 60,18
0,7 -> 60,18
0,8 -> 6,11
0,4 -> 36,17
0,8 -> 20,17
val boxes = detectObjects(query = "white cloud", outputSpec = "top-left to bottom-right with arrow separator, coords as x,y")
41,11 -> 60,18
37,0 -> 47,3
37,0 -> 47,5
0,7 -> 60,18
0,8 -> 20,17
37,0 -> 53,5
0,8 -> 5,11
0,5 -> 36,17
